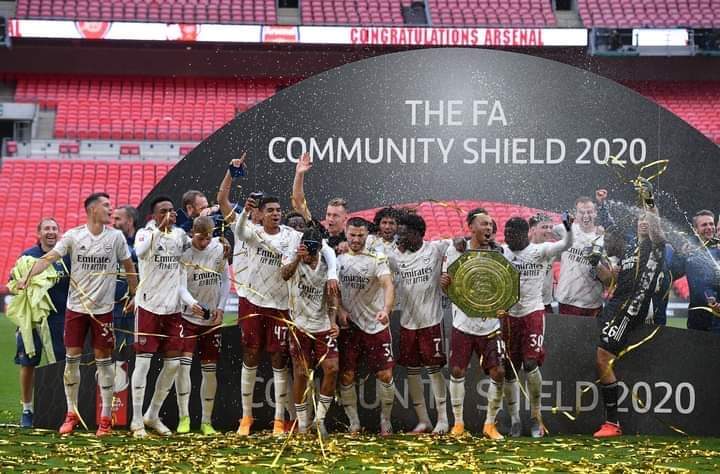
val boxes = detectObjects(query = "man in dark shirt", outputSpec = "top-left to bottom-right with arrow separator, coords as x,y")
112,205 -> 139,357
594,206 -> 665,438
13,218 -> 71,428
669,210 -> 720,333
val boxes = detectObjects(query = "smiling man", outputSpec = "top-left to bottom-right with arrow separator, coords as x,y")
13,218 -> 71,428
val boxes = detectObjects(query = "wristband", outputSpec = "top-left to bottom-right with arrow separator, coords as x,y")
228,164 -> 245,178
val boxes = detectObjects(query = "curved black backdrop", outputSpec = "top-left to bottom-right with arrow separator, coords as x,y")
140,47 -> 719,221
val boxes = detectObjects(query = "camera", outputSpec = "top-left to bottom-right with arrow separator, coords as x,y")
249,191 -> 264,202
200,303 -> 212,320
303,239 -> 321,256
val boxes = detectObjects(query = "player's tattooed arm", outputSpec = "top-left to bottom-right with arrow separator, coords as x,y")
16,251 -> 61,290
281,243 -> 307,281
645,207 -> 666,245
326,290 -> 340,337
292,152 -> 312,221
217,152 -> 247,223
376,274 -> 395,325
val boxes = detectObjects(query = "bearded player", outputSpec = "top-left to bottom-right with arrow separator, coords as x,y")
130,196 -> 190,437
501,215 -> 573,438
281,226 -> 340,437
233,187 -> 338,435
19,193 -> 136,436
387,212 -> 450,434
441,208 -> 507,439
337,217 -> 396,435
176,216 -> 230,435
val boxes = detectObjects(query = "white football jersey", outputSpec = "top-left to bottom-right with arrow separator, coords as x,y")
389,240 -> 450,330
443,244 -> 500,336
180,238 -> 229,326
366,234 -> 397,255
503,232 -> 571,317
284,256 -> 331,333
338,250 -> 392,334
234,211 -> 301,310
135,221 -> 190,315
53,225 -> 130,314
554,223 -> 604,309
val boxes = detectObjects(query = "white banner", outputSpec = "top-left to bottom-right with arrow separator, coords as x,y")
8,19 -> 589,47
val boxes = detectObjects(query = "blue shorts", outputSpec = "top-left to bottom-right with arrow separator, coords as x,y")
15,313 -> 66,366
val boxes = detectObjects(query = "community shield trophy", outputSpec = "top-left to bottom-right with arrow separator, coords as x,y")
447,250 -> 520,318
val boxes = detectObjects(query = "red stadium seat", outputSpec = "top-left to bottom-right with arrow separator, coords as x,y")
0,159 -> 172,289
578,0 -> 720,28
13,75 -> 282,143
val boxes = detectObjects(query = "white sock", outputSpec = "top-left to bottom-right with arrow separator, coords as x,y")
200,363 -> 217,424
96,357 -> 115,419
340,383 -> 359,427
526,367 -> 543,419
485,379 -> 504,424
316,394 -> 333,422
504,378 -> 520,423
22,401 -> 33,412
427,366 -> 448,424
407,367 -> 430,425
241,363 -> 257,418
64,355 -> 81,414
146,357 -> 181,420
378,378 -> 395,421
295,402 -> 308,431
131,353 -> 152,425
273,367 -> 289,420
176,356 -> 192,418
449,376 -> 465,425
285,369 -> 297,421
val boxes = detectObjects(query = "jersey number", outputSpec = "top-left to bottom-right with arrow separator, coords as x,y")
529,334 -> 544,352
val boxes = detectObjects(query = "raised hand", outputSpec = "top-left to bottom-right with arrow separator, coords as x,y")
296,152 -> 312,175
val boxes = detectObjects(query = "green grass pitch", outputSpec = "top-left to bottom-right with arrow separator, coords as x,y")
3,312 -> 714,472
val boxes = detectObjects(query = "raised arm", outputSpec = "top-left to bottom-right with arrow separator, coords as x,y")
217,153 -> 246,223
281,244 -> 305,281
320,242 -> 339,296
292,152 -> 312,221
542,216 -> 574,259
134,227 -> 160,259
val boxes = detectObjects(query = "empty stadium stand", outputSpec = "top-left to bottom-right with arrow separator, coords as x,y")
579,0 -> 720,28
0,159 -> 172,291
626,81 -> 720,143
301,0 -> 406,25
15,0 -> 277,24
14,76 -> 280,141
428,0 -> 556,27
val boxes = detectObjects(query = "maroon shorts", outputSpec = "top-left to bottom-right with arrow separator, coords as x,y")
398,323 -> 446,368
339,322 -> 395,374
180,319 -> 222,362
134,307 -> 183,354
289,328 -> 339,367
501,310 -> 546,367
64,309 -> 114,350
449,327 -> 504,373
238,297 -> 289,354
558,303 -> 601,317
